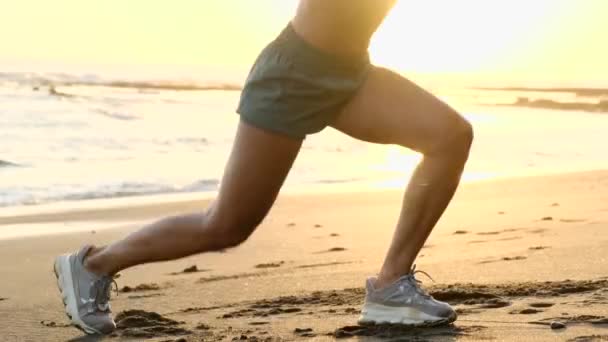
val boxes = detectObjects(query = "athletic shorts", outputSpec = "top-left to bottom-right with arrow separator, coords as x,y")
236,23 -> 371,139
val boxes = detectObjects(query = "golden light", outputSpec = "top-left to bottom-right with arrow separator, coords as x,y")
0,0 -> 606,83
371,0 -> 564,73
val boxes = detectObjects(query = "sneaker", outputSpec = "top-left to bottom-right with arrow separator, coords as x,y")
358,265 -> 456,326
53,245 -> 117,334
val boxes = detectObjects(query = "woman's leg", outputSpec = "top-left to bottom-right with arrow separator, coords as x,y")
85,120 -> 303,276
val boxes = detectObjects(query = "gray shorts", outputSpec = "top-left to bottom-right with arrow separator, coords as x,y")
236,24 -> 371,139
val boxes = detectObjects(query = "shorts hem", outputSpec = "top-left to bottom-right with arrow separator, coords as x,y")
236,111 -> 306,140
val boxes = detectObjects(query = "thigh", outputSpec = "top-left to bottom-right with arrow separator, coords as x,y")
331,67 -> 466,154
213,120 -> 302,225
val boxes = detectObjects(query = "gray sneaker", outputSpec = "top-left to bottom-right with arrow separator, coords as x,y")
53,245 -> 116,334
359,265 -> 457,326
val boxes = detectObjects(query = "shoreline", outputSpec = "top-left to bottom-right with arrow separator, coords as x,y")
2,168 -> 607,240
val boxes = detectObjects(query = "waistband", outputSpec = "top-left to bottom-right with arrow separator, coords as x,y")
273,23 -> 370,72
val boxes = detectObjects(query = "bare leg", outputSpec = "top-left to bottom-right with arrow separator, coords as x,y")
332,67 -> 473,288
85,121 -> 302,276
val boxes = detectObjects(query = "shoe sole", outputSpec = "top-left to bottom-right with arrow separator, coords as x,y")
54,255 -> 102,335
358,302 -> 457,327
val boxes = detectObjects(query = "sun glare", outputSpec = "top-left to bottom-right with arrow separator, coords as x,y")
371,1 -> 566,73
1,0 -> 606,83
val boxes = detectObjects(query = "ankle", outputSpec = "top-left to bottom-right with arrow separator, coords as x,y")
374,272 -> 399,290
83,246 -> 111,276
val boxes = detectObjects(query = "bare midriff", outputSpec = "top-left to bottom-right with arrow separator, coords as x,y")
292,0 -> 396,58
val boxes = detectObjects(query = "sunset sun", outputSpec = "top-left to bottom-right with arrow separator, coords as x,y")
371,0 -> 569,74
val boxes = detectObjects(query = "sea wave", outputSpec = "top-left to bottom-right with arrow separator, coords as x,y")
0,72 -> 242,92
93,108 -> 140,121
0,160 -> 19,168
181,179 -> 220,192
0,178 -> 221,207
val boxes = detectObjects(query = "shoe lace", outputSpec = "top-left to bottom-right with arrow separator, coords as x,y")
93,276 -> 118,312
402,264 -> 434,298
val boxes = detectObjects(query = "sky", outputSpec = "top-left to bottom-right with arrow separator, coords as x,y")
1,0 -> 607,85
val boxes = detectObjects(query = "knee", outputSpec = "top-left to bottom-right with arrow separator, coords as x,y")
427,116 -> 474,159
205,207 -> 266,249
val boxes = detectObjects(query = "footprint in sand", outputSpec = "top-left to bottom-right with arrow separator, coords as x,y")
195,323 -> 211,330
479,256 -> 527,264
181,265 -> 201,273
529,246 -> 551,251
568,335 -> 608,341
332,325 -> 485,339
501,228 -> 521,233
453,230 -> 469,235
314,224 -> 323,228
314,247 -> 347,254
497,236 -> 523,241
114,310 -> 191,338
287,222 -> 296,227
534,315 -> 608,326
294,327 -> 316,337
528,228 -> 548,234
296,261 -> 352,269
478,298 -> 511,309
330,233 -> 340,237
170,265 -> 211,275
530,302 -> 554,308
128,293 -> 164,299
121,283 -> 162,293
255,261 -> 285,269
503,256 -> 527,261
560,218 -> 587,223
477,231 -> 501,236
220,306 -> 302,319
40,320 -> 70,328
510,308 -> 543,315
541,216 -> 554,221
198,272 -> 266,284
477,228 -> 522,236
249,321 -> 270,326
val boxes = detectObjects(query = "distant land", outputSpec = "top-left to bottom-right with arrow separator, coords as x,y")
42,81 -> 243,92
473,87 -> 608,97
500,97 -> 608,113
98,81 -> 242,92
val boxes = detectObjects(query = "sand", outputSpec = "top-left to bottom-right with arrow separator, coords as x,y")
0,170 -> 607,341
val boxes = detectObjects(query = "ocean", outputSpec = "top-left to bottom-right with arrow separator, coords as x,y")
1,71 -> 607,209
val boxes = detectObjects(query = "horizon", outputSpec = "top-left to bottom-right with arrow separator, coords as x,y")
1,1 -> 608,86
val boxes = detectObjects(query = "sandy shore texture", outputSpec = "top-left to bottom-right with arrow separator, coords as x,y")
1,170 -> 607,341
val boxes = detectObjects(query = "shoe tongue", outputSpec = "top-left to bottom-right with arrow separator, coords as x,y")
366,277 -> 378,291
76,245 -> 106,282
399,275 -> 417,288
77,245 -> 95,264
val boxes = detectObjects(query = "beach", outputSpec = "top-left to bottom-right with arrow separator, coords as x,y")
1,169 -> 607,341
3,1 -> 608,340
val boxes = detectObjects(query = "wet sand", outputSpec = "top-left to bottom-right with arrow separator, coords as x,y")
1,170 -> 607,341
